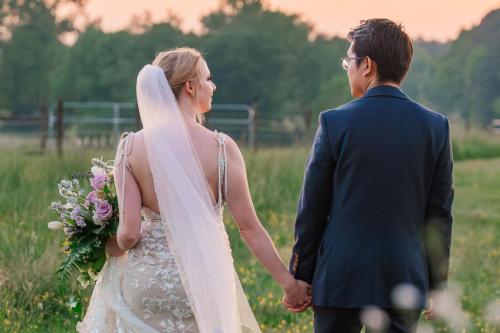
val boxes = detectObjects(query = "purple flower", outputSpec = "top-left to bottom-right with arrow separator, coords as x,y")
91,166 -> 106,177
85,191 -> 98,205
70,206 -> 81,220
75,216 -> 86,228
90,174 -> 107,191
93,199 -> 113,225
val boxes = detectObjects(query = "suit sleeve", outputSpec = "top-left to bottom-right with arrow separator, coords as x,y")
424,117 -> 454,291
289,112 -> 335,284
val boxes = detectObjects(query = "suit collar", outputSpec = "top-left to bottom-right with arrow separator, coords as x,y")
362,85 -> 409,100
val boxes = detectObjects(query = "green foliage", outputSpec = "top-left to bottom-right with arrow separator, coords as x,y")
55,235 -> 104,286
404,9 -> 500,126
0,0 -> 84,114
52,23 -> 189,102
0,1 -> 58,113
453,136 -> 500,161
311,74 -> 351,117
0,1 -> 499,127
56,247 -> 82,284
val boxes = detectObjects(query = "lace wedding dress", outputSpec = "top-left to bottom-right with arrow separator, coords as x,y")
123,206 -> 197,332
77,65 -> 260,333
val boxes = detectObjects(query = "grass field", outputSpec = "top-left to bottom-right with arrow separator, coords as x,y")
0,134 -> 499,332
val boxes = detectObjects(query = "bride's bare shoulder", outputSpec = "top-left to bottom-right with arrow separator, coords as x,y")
126,130 -> 144,148
220,132 -> 238,149
126,130 -> 147,163
218,132 -> 245,165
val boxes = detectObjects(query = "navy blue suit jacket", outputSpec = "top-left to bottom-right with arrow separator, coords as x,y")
290,85 -> 454,309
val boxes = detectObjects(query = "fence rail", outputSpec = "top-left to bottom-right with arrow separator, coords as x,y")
1,100 -> 315,154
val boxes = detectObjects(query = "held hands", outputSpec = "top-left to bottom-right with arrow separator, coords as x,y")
423,298 -> 434,320
282,278 -> 312,313
105,236 -> 126,257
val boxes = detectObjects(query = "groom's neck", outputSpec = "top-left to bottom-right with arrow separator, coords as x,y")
365,79 -> 400,93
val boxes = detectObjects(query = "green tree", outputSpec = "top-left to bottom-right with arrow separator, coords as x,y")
312,74 -> 351,117
52,21 -> 190,102
0,0 -> 85,114
423,9 -> 500,126
201,0 -> 348,117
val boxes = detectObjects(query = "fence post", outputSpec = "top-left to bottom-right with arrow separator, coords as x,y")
56,99 -> 64,156
48,103 -> 55,141
304,107 -> 312,130
248,105 -> 256,151
251,100 -> 258,152
40,102 -> 49,152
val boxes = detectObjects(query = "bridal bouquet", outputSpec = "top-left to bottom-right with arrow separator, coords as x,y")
48,157 -> 119,309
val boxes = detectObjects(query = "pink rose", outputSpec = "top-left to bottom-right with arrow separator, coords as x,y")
84,191 -> 98,207
93,199 -> 113,225
90,174 -> 107,191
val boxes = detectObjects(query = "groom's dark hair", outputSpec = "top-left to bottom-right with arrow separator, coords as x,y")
348,18 -> 413,83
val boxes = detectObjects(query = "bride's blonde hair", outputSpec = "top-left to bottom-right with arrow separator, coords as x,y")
152,47 -> 205,123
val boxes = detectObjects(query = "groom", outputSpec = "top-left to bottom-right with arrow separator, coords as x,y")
287,19 -> 454,332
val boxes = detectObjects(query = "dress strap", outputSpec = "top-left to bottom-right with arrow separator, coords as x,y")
215,131 -> 228,210
115,132 -> 134,174
114,132 -> 134,224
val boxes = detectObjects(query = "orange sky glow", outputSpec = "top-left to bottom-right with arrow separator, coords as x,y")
83,0 -> 500,42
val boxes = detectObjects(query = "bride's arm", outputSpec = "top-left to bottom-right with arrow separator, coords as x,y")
224,137 -> 310,306
113,146 -> 143,251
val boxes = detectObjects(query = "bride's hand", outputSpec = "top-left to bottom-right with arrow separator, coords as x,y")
423,298 -> 434,320
105,236 -> 126,256
282,278 -> 312,313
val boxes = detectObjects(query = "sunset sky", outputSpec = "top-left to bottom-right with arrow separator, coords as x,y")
83,0 -> 500,41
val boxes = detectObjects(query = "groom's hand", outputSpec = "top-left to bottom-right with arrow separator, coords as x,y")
282,279 -> 312,313
283,297 -> 311,313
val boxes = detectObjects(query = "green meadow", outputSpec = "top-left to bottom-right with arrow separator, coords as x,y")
0,130 -> 499,332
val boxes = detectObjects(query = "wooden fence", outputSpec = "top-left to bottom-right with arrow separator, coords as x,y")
1,100 -> 308,155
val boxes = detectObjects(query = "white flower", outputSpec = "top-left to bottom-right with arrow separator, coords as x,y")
50,202 -> 63,213
48,221 -> 64,230
59,179 -> 72,188
64,202 -> 75,210
50,202 -> 62,210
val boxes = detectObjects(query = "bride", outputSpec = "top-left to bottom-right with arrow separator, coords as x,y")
77,47 -> 310,333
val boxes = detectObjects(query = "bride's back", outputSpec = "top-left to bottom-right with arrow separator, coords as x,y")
123,47 -> 223,214
126,124 -> 222,214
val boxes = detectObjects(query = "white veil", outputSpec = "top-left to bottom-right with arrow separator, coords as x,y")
136,64 -> 260,333
77,65 -> 260,333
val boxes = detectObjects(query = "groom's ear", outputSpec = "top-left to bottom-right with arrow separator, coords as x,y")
362,56 -> 378,79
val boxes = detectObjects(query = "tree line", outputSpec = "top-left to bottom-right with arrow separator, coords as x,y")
0,0 -> 498,126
